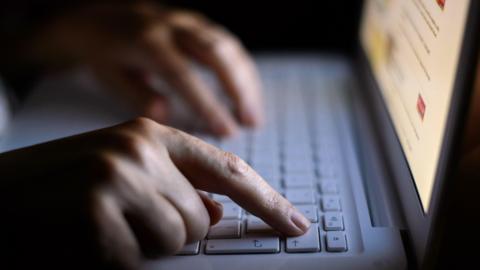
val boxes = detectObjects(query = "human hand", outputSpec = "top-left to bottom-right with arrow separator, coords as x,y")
27,1 -> 263,136
0,118 -> 309,270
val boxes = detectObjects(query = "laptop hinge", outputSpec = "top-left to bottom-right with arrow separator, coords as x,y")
347,77 -> 406,229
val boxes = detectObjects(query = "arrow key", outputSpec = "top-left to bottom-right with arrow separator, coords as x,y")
286,224 -> 320,253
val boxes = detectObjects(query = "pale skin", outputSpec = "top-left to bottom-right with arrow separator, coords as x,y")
0,118 -> 310,269
28,1 -> 263,136
1,1 -> 308,270
3,1 -> 478,269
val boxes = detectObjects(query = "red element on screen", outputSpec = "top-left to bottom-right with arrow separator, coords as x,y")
417,94 -> 426,121
437,0 -> 445,9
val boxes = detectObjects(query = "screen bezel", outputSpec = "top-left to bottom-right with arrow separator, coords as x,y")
356,0 -> 480,265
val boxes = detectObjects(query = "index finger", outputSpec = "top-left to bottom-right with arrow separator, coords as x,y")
156,125 -> 310,236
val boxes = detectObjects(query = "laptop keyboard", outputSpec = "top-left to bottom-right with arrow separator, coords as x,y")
183,61 -> 348,255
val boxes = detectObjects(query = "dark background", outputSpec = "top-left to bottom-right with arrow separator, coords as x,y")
165,0 -> 364,53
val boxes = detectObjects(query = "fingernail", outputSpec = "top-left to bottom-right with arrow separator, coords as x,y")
290,210 -> 311,233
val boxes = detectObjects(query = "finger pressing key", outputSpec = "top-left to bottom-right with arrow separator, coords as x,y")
158,127 -> 311,236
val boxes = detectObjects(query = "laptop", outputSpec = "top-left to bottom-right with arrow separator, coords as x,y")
0,0 -> 478,269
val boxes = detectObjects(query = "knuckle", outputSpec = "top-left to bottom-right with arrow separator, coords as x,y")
128,117 -> 158,134
89,151 -> 123,182
113,131 -> 151,162
203,27 -> 241,54
167,9 -> 209,26
140,23 -> 169,46
223,151 -> 249,179
208,37 -> 236,56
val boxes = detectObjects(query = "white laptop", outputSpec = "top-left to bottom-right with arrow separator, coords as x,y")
0,1 -> 478,269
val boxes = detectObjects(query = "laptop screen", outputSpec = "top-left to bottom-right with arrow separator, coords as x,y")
360,0 -> 470,212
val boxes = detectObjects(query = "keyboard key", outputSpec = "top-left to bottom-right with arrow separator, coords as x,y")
286,224 -> 320,253
251,148 -> 279,160
205,236 -> 280,254
320,181 -> 338,194
250,155 -> 280,168
247,216 -> 276,233
284,145 -> 313,158
252,131 -> 278,143
323,212 -> 344,231
254,163 -> 280,175
207,220 -> 241,239
284,144 -> 313,154
286,189 -> 316,204
318,164 -> 337,178
283,160 -> 315,174
294,205 -> 318,222
177,241 -> 200,255
212,194 -> 232,203
222,202 -> 242,219
284,175 -> 315,188
326,231 -> 347,252
221,132 -> 248,148
322,196 -> 341,211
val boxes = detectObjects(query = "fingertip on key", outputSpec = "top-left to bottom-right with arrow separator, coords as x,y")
290,209 -> 311,235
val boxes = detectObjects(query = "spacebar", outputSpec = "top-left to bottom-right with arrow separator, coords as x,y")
205,236 -> 280,254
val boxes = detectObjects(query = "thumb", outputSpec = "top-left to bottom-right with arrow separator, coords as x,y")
197,191 -> 223,226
